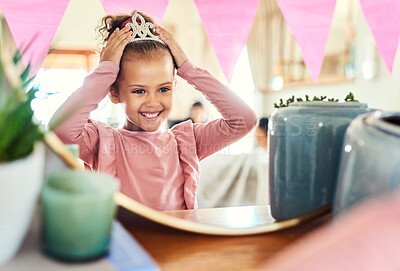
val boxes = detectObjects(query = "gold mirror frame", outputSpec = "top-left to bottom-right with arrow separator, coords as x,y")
115,193 -> 330,236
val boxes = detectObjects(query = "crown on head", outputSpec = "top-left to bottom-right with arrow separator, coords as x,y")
125,12 -> 165,45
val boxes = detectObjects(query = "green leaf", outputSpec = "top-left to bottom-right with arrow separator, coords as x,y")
0,48 -> 44,161
12,50 -> 22,65
274,92 -> 359,109
22,75 -> 36,89
20,63 -> 31,82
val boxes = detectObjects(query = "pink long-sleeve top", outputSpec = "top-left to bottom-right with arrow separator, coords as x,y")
51,59 -> 257,211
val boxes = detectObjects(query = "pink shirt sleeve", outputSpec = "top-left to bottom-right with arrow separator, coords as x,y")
49,61 -> 119,164
177,60 -> 258,161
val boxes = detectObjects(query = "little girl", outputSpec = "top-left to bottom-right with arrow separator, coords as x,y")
50,11 -> 257,211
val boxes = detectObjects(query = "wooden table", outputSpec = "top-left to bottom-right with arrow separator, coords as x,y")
118,206 -> 330,271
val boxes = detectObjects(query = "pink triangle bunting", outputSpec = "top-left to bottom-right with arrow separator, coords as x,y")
277,0 -> 336,83
193,0 -> 260,82
100,0 -> 170,25
0,0 -> 70,77
360,0 -> 400,73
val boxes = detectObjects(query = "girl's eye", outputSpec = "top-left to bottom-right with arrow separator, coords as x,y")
132,89 -> 145,94
159,87 -> 170,93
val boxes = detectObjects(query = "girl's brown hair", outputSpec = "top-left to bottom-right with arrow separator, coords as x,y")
97,11 -> 174,91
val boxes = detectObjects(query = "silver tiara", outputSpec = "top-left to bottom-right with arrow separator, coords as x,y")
126,12 -> 165,45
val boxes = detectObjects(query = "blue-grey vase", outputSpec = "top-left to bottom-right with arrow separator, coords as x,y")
269,102 -> 372,221
333,111 -> 400,216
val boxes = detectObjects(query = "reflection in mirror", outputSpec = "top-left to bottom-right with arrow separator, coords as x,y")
28,0 -> 268,214
40,1 -> 264,217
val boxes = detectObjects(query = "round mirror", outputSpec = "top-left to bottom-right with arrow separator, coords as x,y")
3,0 -> 356,236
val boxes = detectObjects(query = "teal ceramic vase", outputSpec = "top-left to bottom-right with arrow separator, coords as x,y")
334,111 -> 400,216
41,170 -> 118,261
269,102 -> 372,220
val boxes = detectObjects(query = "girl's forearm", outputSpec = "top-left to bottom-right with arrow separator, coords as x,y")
49,61 -> 119,143
177,60 -> 258,160
177,60 -> 258,134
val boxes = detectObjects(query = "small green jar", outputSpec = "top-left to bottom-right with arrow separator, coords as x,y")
269,102 -> 372,220
41,170 -> 118,261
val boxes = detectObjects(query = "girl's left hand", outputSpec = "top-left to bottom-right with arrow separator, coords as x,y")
155,25 -> 188,68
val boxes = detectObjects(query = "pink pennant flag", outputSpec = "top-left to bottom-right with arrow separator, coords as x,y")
360,0 -> 400,73
194,0 -> 260,82
0,0 -> 70,76
277,0 -> 336,83
100,0 -> 170,25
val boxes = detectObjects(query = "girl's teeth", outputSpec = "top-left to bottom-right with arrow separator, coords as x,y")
142,112 -> 160,118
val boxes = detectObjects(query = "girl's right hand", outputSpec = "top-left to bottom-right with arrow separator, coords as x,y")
100,25 -> 132,66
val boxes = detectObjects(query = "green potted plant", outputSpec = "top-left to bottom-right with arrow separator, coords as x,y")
0,17 -> 46,264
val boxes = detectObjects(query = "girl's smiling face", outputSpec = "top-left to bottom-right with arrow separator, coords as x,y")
110,53 -> 176,132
